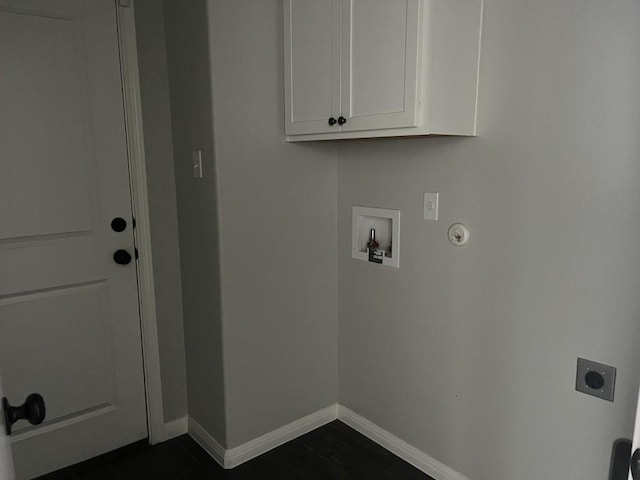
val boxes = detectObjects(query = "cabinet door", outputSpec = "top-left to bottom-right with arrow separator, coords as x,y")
340,0 -> 422,132
284,0 -> 341,135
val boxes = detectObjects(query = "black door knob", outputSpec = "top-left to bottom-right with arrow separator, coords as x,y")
328,117 -> 337,126
2,393 -> 46,435
338,116 -> 347,125
632,448 -> 640,479
111,217 -> 127,232
113,249 -> 132,265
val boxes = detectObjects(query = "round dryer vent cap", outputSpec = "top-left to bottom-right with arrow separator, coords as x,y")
448,223 -> 470,246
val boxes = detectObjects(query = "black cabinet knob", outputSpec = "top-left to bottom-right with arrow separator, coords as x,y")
328,117 -> 337,126
338,116 -> 347,125
2,393 -> 46,435
113,249 -> 132,265
111,217 -> 127,232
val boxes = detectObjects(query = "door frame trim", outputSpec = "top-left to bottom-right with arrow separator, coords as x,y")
116,1 -> 166,444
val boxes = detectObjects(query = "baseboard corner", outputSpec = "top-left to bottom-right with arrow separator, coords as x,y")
187,404 -> 464,480
164,416 -> 188,440
336,405 -> 469,480
188,416 -> 225,468
224,404 -> 338,468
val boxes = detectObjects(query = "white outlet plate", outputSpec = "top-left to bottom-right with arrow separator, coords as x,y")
423,192 -> 439,221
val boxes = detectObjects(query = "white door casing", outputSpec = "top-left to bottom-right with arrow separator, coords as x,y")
0,1 -> 147,478
0,377 -> 15,480
115,0 -> 166,446
629,385 -> 640,480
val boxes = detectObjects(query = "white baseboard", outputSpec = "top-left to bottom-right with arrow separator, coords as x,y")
188,416 -> 225,467
225,404 -> 338,468
187,404 -> 466,480
337,406 -> 469,480
164,416 -> 188,440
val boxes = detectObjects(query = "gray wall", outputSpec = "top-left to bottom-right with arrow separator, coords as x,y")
207,0 -> 339,448
162,0 -> 227,442
337,0 -> 640,479
133,0 -> 187,423
141,1 -> 640,478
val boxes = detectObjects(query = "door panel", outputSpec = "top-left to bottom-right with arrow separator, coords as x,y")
341,0 -> 421,132
0,284 -> 115,428
0,1 -> 147,478
284,0 -> 341,135
0,5 -> 94,240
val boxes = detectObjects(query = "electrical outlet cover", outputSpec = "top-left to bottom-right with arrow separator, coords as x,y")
423,192 -> 439,221
575,358 -> 616,402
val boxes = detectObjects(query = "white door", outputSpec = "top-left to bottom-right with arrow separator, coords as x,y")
0,377 -> 16,480
630,386 -> 640,479
340,0 -> 422,132
284,0 -> 342,135
0,1 -> 147,479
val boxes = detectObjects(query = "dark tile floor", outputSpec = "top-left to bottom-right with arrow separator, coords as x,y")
36,421 -> 433,479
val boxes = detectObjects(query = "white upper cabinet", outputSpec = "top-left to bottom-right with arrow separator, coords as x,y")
284,0 -> 341,135
341,0 -> 421,132
284,0 -> 484,141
